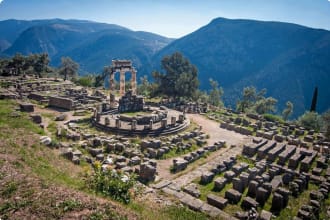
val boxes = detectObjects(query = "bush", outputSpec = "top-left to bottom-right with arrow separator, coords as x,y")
86,162 -> 136,204
298,111 -> 322,131
263,113 -> 284,124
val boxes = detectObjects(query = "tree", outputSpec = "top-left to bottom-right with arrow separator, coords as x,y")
137,75 -> 151,97
59,57 -> 79,81
153,52 -> 199,99
298,111 -> 322,131
33,53 -> 50,77
310,87 -> 318,112
208,78 -> 224,107
75,75 -> 94,87
12,53 -> 25,75
237,86 -> 257,112
282,101 -> 294,121
254,97 -> 278,114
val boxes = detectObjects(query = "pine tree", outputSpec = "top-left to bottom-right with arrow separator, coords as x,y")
310,87 -> 318,112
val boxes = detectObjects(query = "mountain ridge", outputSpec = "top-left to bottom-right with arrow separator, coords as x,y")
1,17 -> 329,117
152,17 -> 330,117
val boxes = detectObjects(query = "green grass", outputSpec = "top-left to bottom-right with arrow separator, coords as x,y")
128,202 -> 210,220
161,144 -> 199,159
274,184 -> 318,219
0,99 -> 45,135
236,155 -> 255,168
121,111 -> 150,117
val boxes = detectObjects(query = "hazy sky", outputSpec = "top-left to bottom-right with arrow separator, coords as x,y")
0,0 -> 329,38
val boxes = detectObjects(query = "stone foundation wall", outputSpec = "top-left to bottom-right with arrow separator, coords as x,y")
49,96 -> 74,110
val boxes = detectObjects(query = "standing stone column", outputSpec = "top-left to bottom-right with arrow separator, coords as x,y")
120,69 -> 125,96
131,69 -> 137,95
116,118 -> 121,128
171,116 -> 176,126
149,119 -> 153,130
105,117 -> 110,126
132,119 -> 137,130
96,113 -> 101,122
109,93 -> 116,109
179,114 -> 185,123
109,72 -> 115,93
161,118 -> 167,128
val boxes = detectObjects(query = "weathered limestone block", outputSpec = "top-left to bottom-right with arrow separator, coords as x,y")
225,189 -> 242,204
30,113 -> 42,124
300,152 -> 317,173
241,196 -> 259,210
271,193 -> 284,212
247,180 -> 259,198
242,139 -> 268,157
277,145 -> 296,165
207,194 -> 228,209
257,141 -> 276,159
20,103 -> 34,112
49,96 -> 73,110
224,170 -> 236,181
239,172 -> 250,188
88,147 -> 103,157
267,143 -> 286,162
172,158 -> 188,172
232,177 -> 245,193
183,183 -> 200,198
214,177 -> 227,191
276,187 -> 290,207
256,187 -> 269,206
139,161 -> 157,183
259,210 -> 272,220
288,152 -> 303,170
200,171 -> 215,184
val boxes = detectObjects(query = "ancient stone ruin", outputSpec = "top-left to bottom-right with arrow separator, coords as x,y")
118,90 -> 144,113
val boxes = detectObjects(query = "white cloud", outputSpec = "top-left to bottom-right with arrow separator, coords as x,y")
0,0 -> 3,4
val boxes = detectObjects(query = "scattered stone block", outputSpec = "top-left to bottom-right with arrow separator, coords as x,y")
224,170 -> 236,181
200,171 -> 215,184
225,189 -> 242,204
232,177 -> 245,193
256,187 -> 269,206
20,103 -> 34,112
241,196 -> 259,210
172,158 -> 188,172
214,177 -> 227,191
259,210 -> 272,220
247,180 -> 259,198
183,183 -> 200,198
271,193 -> 284,212
207,194 -> 228,210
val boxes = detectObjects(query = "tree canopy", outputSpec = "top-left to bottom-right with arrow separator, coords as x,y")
0,53 -> 50,77
208,78 -> 224,107
59,57 -> 79,81
153,52 -> 199,100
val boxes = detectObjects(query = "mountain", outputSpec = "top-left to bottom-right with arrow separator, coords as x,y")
0,19 -> 173,73
1,18 -> 329,117
152,17 -> 330,117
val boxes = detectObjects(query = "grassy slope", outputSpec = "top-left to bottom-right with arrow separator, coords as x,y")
0,99 -> 210,220
0,99 -> 135,219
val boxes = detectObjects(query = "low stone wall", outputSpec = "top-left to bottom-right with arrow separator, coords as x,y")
119,111 -> 167,125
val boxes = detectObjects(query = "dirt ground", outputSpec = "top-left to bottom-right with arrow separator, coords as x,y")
156,113 -> 252,182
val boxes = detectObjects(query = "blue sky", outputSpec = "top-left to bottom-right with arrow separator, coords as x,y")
0,0 -> 329,38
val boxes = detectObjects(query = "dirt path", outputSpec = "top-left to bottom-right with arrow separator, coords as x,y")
156,114 -> 252,182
